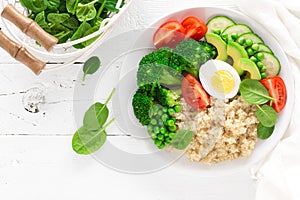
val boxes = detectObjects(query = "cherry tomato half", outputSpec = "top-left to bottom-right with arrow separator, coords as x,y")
181,16 -> 208,40
153,20 -> 185,49
260,76 -> 287,113
182,74 -> 210,109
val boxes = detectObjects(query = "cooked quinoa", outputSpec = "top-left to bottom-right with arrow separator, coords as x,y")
175,95 -> 258,164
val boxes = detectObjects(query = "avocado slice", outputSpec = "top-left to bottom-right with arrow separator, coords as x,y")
227,40 -> 248,75
238,58 -> 261,80
205,33 -> 228,61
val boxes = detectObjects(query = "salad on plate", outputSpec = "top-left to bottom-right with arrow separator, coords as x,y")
132,15 -> 287,164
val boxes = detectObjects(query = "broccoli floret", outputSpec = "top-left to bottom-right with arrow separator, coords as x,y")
155,85 -> 180,107
139,47 -> 173,66
137,63 -> 182,87
169,39 -> 212,78
132,85 -> 156,126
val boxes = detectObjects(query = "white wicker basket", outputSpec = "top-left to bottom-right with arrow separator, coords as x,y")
1,0 -> 132,71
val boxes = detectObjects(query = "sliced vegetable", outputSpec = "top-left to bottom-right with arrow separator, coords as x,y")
181,74 -> 210,109
206,16 -> 235,34
260,76 -> 287,113
237,33 -> 264,44
153,20 -> 185,49
181,16 -> 207,40
222,24 -> 252,39
258,52 -> 281,77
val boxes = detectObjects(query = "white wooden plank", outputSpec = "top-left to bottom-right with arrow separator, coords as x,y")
0,136 -> 256,200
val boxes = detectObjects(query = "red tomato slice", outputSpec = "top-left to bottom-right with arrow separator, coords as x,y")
260,76 -> 287,113
153,20 -> 185,49
181,16 -> 208,40
182,74 -> 210,109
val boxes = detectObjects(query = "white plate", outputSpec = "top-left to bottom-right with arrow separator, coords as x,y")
73,7 -> 295,176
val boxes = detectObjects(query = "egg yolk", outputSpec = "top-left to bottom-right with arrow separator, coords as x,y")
210,70 -> 235,94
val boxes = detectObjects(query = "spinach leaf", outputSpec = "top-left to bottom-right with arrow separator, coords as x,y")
82,25 -> 102,47
20,0 -> 48,13
62,16 -> 79,29
257,122 -> 275,139
35,11 -> 49,30
66,0 -> 80,14
256,105 -> 278,127
83,88 -> 114,130
72,88 -> 116,155
47,0 -> 60,10
72,125 -> 107,155
239,79 -> 275,105
82,56 -> 101,81
70,20 -> 92,49
172,129 -> 195,150
76,0 -> 98,22
47,13 -> 70,24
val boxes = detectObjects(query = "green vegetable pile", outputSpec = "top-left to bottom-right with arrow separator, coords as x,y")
20,0 -> 125,48
132,39 -> 215,149
239,79 -> 278,139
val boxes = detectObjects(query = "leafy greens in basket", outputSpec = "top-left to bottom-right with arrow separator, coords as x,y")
20,0 -> 125,48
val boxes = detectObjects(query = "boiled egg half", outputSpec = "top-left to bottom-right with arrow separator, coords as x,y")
199,60 -> 241,99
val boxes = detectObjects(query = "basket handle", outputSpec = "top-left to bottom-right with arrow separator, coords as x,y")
1,4 -> 58,51
0,29 -> 46,75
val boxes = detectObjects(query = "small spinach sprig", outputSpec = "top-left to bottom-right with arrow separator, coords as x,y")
72,88 -> 115,155
239,79 -> 277,139
82,56 -> 101,81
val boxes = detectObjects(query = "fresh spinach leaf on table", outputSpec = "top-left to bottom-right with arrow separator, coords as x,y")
83,88 -> 114,130
82,56 -> 101,81
172,129 -> 195,150
72,88 -> 115,155
76,0 -> 98,22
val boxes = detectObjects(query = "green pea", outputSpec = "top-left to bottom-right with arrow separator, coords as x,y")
173,105 -> 181,113
169,132 -> 175,139
231,32 -> 238,40
157,110 -> 163,116
256,61 -> 263,68
238,37 -> 246,44
165,138 -> 171,143
252,43 -> 259,51
157,134 -> 164,140
151,135 -> 157,140
261,65 -> 267,73
151,119 -> 157,125
168,108 -> 175,116
168,125 -> 177,132
152,105 -> 159,113
153,126 -> 160,134
221,33 -> 228,42
261,72 -> 267,79
166,119 -> 175,127
250,56 -> 258,63
158,121 -> 163,126
147,125 -> 153,132
256,52 -> 264,61
160,127 -> 167,134
247,48 -> 254,56
245,39 -> 253,47
163,107 -> 168,112
155,139 -> 162,146
211,50 -> 217,58
204,46 -> 211,52
213,29 -> 221,35
158,144 -> 165,149
161,114 -> 169,122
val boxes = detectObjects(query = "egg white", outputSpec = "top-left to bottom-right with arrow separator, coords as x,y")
199,60 -> 241,99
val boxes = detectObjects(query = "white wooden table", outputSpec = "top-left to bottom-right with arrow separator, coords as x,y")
0,1 -> 259,199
